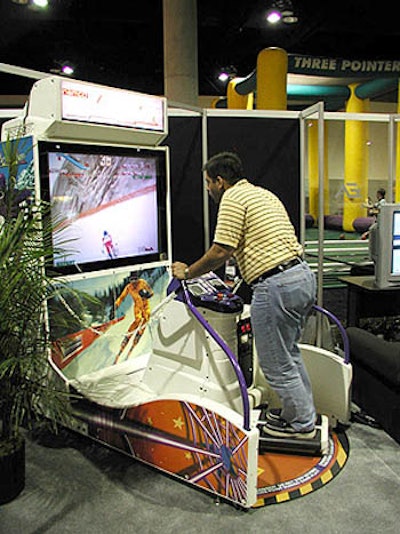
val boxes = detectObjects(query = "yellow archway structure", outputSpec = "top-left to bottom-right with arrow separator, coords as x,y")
343,84 -> 369,232
227,78 -> 254,109
256,48 -> 288,111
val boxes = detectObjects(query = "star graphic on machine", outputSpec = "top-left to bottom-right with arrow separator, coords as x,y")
173,416 -> 185,430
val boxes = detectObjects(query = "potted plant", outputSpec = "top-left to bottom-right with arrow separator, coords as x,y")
0,137 -> 74,503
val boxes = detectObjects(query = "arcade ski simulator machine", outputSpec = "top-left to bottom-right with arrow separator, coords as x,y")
1,77 -> 352,509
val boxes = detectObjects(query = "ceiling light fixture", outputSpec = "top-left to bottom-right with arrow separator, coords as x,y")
281,10 -> 298,24
266,10 -> 282,24
217,65 -> 238,83
50,60 -> 75,76
61,64 -> 74,76
32,0 -> 48,7
218,71 -> 230,82
266,1 -> 298,25
12,0 -> 49,6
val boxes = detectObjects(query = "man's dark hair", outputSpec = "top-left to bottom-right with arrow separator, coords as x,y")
203,151 -> 244,185
377,188 -> 386,198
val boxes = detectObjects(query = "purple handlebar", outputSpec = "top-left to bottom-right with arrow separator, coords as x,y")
181,282 -> 251,431
312,304 -> 350,364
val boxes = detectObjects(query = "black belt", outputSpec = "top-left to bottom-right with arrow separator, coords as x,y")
251,257 -> 302,285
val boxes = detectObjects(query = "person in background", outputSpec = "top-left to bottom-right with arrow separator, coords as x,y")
375,187 -> 386,207
172,151 -> 317,439
361,188 -> 386,240
364,188 -> 386,217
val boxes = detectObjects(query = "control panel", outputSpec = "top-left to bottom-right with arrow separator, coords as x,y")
185,272 -> 244,314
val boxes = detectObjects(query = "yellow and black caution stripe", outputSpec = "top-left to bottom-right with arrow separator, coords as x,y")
254,431 -> 349,507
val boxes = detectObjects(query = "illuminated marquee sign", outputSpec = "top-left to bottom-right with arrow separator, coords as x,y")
61,79 -> 165,132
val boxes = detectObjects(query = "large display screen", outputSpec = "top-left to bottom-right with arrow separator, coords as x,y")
38,142 -> 168,274
391,211 -> 400,275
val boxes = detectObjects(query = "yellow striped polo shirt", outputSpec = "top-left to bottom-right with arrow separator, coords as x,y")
213,179 -> 303,284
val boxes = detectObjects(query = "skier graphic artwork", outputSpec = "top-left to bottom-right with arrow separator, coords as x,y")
114,272 -> 154,364
102,230 -> 116,259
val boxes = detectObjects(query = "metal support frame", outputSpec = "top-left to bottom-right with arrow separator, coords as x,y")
388,114 -> 400,203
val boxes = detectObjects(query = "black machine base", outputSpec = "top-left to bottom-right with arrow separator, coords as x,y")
258,414 -> 330,456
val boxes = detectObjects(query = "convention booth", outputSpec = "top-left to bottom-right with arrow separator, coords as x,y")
1,77 -> 358,509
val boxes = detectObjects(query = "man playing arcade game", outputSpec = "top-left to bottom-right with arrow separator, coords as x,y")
172,152 -> 317,439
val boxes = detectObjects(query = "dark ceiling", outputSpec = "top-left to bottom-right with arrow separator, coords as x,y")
0,0 -> 399,103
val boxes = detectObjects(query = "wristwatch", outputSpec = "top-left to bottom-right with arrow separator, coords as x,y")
184,267 -> 190,280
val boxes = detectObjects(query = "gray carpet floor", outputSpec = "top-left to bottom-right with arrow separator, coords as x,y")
1,419 -> 400,534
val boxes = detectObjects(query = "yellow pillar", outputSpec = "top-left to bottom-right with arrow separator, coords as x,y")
307,120 -> 329,220
396,80 -> 400,202
343,84 -> 369,232
256,47 -> 287,110
227,78 -> 254,109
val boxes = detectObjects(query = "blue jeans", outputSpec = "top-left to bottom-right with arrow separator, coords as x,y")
250,261 -> 316,431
